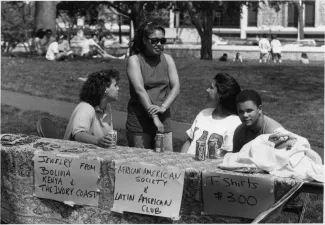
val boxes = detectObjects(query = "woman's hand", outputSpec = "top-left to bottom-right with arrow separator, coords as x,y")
152,116 -> 164,133
147,104 -> 166,116
268,133 -> 290,146
97,135 -> 115,148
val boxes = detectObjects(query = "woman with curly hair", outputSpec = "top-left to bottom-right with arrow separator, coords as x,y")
64,69 -> 119,148
181,73 -> 242,158
125,21 -> 180,151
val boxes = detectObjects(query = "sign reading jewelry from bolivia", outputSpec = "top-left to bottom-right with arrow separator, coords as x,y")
33,153 -> 100,207
202,171 -> 274,218
112,161 -> 185,219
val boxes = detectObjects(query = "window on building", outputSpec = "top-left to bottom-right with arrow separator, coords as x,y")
247,5 -> 258,27
288,3 -> 298,27
214,8 -> 240,28
305,1 -> 315,27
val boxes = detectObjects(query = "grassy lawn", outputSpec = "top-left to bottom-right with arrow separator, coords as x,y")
1,55 -> 324,223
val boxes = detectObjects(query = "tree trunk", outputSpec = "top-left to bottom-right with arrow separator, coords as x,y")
200,30 -> 213,60
200,8 -> 214,60
35,1 -> 57,35
130,2 -> 145,32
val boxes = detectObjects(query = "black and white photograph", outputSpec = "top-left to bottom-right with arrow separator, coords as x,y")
1,0 -> 324,224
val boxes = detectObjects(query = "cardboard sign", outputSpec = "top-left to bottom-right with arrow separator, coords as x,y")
112,162 -> 185,219
33,154 -> 100,207
202,171 -> 274,218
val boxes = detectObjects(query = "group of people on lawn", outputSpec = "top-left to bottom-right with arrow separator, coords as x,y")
32,28 -> 126,61
64,21 -> 294,156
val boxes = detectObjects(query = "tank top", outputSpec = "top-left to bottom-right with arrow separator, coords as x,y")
126,53 -> 172,134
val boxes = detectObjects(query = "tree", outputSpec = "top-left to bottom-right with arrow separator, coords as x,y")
1,1 -> 35,52
181,1 -> 249,60
56,1 -> 102,40
268,0 -> 305,40
35,1 -> 57,34
104,2 -> 172,34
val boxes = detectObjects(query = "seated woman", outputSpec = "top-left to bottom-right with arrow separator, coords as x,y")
180,73 -> 242,158
64,69 -> 120,148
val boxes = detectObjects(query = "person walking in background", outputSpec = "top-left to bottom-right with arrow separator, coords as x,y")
258,33 -> 271,63
126,21 -> 180,152
270,34 -> 282,63
180,73 -> 242,158
64,69 -> 120,148
300,53 -> 309,64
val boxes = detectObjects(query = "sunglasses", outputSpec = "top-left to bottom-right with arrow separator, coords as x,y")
147,37 -> 167,45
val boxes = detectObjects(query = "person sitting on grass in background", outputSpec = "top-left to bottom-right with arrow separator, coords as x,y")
270,34 -> 282,63
64,69 -> 120,148
232,89 -> 283,153
258,33 -> 271,63
181,73 -> 242,158
40,29 -> 56,55
58,34 -> 74,58
233,52 -> 243,63
32,29 -> 45,55
80,33 -> 125,59
300,53 -> 309,64
219,53 -> 228,61
45,35 -> 73,61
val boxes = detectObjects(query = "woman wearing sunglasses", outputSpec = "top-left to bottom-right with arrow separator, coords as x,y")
126,22 -> 180,152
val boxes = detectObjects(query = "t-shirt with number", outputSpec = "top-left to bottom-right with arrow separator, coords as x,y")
186,108 -> 241,155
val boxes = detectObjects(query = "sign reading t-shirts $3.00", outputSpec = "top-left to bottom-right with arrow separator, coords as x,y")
202,171 -> 274,219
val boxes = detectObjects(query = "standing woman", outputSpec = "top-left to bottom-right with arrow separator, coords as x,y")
126,22 -> 180,152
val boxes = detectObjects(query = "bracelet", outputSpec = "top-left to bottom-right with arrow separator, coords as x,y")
161,103 -> 167,109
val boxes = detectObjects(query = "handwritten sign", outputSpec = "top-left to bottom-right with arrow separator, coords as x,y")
112,161 -> 185,219
33,154 -> 100,207
202,171 -> 274,218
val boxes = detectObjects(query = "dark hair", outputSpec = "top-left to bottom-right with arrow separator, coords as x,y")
35,29 -> 45,39
236,90 -> 262,107
79,69 -> 120,107
219,53 -> 228,61
45,29 -> 52,35
213,73 -> 241,115
301,53 -> 308,59
130,22 -> 165,55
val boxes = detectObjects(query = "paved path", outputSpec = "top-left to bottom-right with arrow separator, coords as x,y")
1,90 -> 190,140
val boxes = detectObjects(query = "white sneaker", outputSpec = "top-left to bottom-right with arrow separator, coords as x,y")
279,59 -> 282,63
259,59 -> 262,63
